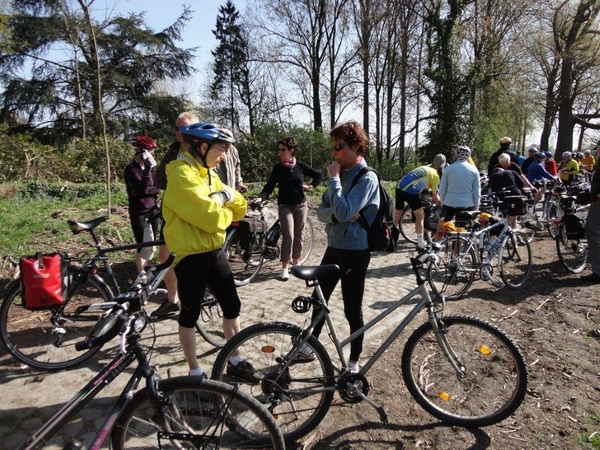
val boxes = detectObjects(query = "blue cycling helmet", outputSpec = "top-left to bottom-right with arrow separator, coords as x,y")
180,122 -> 235,148
544,151 -> 553,158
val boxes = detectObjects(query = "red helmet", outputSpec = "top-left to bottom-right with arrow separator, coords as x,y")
132,135 -> 157,150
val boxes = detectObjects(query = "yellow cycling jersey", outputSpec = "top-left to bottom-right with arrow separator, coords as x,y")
163,152 -> 247,266
559,159 -> 579,182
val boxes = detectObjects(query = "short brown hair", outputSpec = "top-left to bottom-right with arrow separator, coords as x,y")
330,121 -> 369,155
277,137 -> 298,154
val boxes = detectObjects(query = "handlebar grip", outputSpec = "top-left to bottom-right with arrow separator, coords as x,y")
75,307 -> 127,351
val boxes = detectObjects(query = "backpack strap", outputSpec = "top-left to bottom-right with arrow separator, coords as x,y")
350,166 -> 377,231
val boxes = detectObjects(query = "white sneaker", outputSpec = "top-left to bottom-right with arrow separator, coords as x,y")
348,362 -> 359,373
280,268 -> 289,281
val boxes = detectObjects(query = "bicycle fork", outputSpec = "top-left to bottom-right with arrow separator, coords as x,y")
427,312 -> 466,379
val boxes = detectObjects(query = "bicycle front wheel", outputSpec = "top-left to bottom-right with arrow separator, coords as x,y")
499,231 -> 532,288
211,322 -> 335,442
194,288 -> 226,348
546,203 -> 561,239
428,235 -> 477,300
555,225 -> 588,273
223,228 -> 264,286
297,215 -> 315,265
0,271 -> 112,371
402,315 -> 528,427
111,376 -> 285,450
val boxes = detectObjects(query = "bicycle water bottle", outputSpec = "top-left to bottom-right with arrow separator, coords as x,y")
266,221 -> 281,246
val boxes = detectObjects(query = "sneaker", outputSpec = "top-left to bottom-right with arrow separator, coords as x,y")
150,299 -> 180,321
292,351 -> 316,363
280,268 -> 290,281
226,360 -> 262,383
347,362 -> 360,374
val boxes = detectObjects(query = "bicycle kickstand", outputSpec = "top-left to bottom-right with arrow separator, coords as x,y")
345,381 -> 389,424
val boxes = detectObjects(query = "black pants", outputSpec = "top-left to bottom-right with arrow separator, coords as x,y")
311,246 -> 371,362
174,249 -> 241,328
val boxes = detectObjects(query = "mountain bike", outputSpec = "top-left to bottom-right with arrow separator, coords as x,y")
428,209 -> 532,300
211,250 -> 528,442
223,201 -> 315,286
0,216 -> 225,372
18,256 -> 285,450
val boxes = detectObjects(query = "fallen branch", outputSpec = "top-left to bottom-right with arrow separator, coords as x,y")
498,309 -> 518,322
537,298 -> 551,310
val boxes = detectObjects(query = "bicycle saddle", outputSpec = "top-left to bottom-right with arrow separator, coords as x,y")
455,211 -> 480,221
67,216 -> 109,234
290,264 -> 339,281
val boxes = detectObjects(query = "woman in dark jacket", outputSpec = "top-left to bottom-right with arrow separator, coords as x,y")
252,137 -> 323,280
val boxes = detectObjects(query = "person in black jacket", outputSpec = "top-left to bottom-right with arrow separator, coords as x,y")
487,136 -> 519,179
252,137 -> 323,280
124,136 -> 160,273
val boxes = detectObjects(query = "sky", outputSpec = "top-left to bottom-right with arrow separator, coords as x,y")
97,0 -> 248,100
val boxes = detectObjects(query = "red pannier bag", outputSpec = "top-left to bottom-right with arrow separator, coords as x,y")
19,252 -> 68,310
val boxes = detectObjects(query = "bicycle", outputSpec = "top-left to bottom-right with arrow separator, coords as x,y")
223,201 -> 315,286
554,195 -> 590,273
0,215 -> 225,372
427,209 -> 532,300
18,256 -> 285,450
210,250 -> 528,442
397,196 -> 440,245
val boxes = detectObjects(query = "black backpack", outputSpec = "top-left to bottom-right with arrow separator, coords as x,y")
351,167 -> 399,252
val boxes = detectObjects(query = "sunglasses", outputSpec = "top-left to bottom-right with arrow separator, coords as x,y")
332,142 -> 348,152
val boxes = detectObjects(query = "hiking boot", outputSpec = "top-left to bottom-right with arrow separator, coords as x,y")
150,299 -> 180,321
226,360 -> 262,383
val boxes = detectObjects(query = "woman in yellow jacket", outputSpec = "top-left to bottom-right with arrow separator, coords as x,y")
162,122 -> 258,382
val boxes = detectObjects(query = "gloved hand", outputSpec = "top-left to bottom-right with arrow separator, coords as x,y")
209,189 -> 233,206
141,150 -> 157,169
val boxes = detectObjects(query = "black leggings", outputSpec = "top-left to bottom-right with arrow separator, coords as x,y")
174,249 -> 241,328
311,246 -> 371,362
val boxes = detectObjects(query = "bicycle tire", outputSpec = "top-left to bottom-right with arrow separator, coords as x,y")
0,269 -> 112,371
194,289 -> 226,348
223,228 -> 264,287
555,225 -> 588,273
546,203 -> 561,239
399,205 -> 418,244
515,213 -> 536,243
211,321 -> 335,442
402,315 -> 528,427
111,376 -> 285,450
297,215 -> 315,265
428,235 -> 477,300
499,231 -> 532,288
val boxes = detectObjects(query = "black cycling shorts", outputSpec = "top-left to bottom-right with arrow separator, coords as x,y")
395,189 -> 422,212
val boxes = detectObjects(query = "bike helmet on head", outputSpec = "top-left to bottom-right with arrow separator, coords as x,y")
455,145 -> 471,160
528,147 -> 538,154
180,122 -> 235,148
533,152 -> 546,160
562,151 -> 572,158
584,149 -> 591,155
132,135 -> 157,150
544,151 -> 553,158
499,136 -> 512,146
576,152 -> 584,159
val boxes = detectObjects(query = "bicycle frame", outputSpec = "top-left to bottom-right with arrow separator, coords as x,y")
20,324 -> 154,450
287,256 -> 463,380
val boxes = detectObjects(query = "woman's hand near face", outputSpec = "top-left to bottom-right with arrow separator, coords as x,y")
327,161 -> 341,178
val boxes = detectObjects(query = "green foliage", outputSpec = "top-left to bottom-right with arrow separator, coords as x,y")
237,122 -> 332,182
0,2 -> 195,143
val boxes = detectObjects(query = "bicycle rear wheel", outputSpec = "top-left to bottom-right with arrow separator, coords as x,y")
555,225 -> 588,273
223,228 -> 264,286
111,376 -> 285,449
297,216 -> 315,265
499,231 -> 532,288
0,270 -> 112,371
546,203 -> 561,239
427,235 -> 477,300
399,205 -> 418,244
402,315 -> 528,427
211,322 -> 335,442
195,288 -> 226,348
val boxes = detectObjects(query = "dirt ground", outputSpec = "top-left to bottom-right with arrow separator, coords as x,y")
299,221 -> 600,450
1,203 -> 599,450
